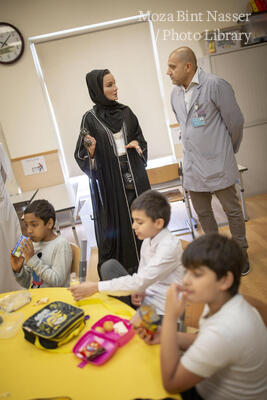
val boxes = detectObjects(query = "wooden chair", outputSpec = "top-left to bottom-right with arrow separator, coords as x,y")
179,239 -> 204,330
146,163 -> 196,238
243,295 -> 267,327
184,303 -> 204,329
70,243 -> 80,275
183,296 -> 267,330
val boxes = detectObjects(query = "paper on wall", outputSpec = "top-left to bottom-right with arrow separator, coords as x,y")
21,156 -> 47,176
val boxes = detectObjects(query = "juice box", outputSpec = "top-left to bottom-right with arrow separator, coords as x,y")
11,235 -> 28,257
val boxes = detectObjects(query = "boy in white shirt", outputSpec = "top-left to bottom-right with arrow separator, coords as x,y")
137,233 -> 267,400
10,199 -> 72,288
70,190 -> 184,316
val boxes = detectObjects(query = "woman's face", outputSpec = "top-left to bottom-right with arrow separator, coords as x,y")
103,73 -> 118,101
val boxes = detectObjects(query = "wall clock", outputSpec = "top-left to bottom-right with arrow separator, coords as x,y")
0,22 -> 24,64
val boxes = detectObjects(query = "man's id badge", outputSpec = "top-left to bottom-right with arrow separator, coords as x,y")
192,117 -> 206,127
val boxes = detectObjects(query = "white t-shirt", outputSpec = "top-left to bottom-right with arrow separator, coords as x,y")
181,294 -> 267,400
98,228 -> 184,315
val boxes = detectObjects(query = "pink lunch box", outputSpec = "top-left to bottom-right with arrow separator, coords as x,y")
73,314 -> 135,367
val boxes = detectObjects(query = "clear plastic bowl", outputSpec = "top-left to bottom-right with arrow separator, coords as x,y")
0,311 -> 24,339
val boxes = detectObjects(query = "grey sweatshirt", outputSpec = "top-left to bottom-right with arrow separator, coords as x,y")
14,236 -> 72,288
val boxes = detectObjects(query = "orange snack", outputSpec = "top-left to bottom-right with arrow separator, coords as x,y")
94,326 -> 105,333
103,321 -> 114,332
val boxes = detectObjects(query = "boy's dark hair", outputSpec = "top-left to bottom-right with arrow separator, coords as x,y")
182,233 -> 244,295
24,199 -> 56,229
131,190 -> 171,227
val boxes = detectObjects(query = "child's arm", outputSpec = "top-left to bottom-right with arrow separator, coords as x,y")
69,283 -> 145,303
70,237 -> 183,301
70,240 -> 184,301
135,325 -> 197,350
10,253 -> 24,273
10,253 -> 32,289
161,284 -> 204,393
177,331 -> 198,351
69,281 -> 98,300
131,292 -> 145,307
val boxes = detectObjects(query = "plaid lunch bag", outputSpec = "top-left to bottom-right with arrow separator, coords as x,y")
22,301 -> 85,350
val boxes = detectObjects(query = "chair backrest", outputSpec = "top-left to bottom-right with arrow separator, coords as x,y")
70,243 -> 80,275
244,295 -> 267,327
184,303 -> 205,329
146,163 -> 179,185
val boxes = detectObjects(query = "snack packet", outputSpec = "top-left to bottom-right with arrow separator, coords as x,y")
11,235 -> 28,257
77,341 -> 106,361
131,304 -> 161,337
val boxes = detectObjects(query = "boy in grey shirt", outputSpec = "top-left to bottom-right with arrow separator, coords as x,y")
10,199 -> 72,288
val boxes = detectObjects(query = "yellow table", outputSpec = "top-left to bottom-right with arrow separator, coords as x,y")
0,288 -> 181,400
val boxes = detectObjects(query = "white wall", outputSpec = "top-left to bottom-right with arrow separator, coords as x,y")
34,20 -> 173,177
208,44 -> 267,197
2,0 -> 264,196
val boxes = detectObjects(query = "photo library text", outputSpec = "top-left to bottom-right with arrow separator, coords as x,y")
156,29 -> 252,45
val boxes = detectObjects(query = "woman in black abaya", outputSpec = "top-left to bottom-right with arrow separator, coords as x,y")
74,69 -> 150,277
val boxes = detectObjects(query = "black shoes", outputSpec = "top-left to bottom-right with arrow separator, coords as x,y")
241,253 -> 250,276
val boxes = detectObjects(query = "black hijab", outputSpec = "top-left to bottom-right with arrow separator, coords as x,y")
86,69 -> 126,133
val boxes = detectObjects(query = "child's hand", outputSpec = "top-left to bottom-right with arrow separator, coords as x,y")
20,238 -> 34,263
131,292 -> 145,307
134,325 -> 161,345
165,283 -> 188,320
10,252 -> 24,273
68,281 -> 98,300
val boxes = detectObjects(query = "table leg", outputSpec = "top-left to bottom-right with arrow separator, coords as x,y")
237,172 -> 249,222
69,210 -> 80,246
183,188 -> 196,239
55,220 -> 61,236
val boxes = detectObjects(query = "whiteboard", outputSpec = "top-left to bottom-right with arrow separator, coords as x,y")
210,43 -> 267,127
35,21 -> 172,178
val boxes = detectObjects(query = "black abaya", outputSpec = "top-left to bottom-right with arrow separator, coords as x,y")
74,105 -> 150,276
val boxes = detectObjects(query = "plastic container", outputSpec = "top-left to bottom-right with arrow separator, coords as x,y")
0,311 -> 24,339
131,304 -> 161,337
73,331 -> 118,367
0,291 -> 31,312
91,315 -> 134,347
73,314 -> 134,367
69,272 -> 80,287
